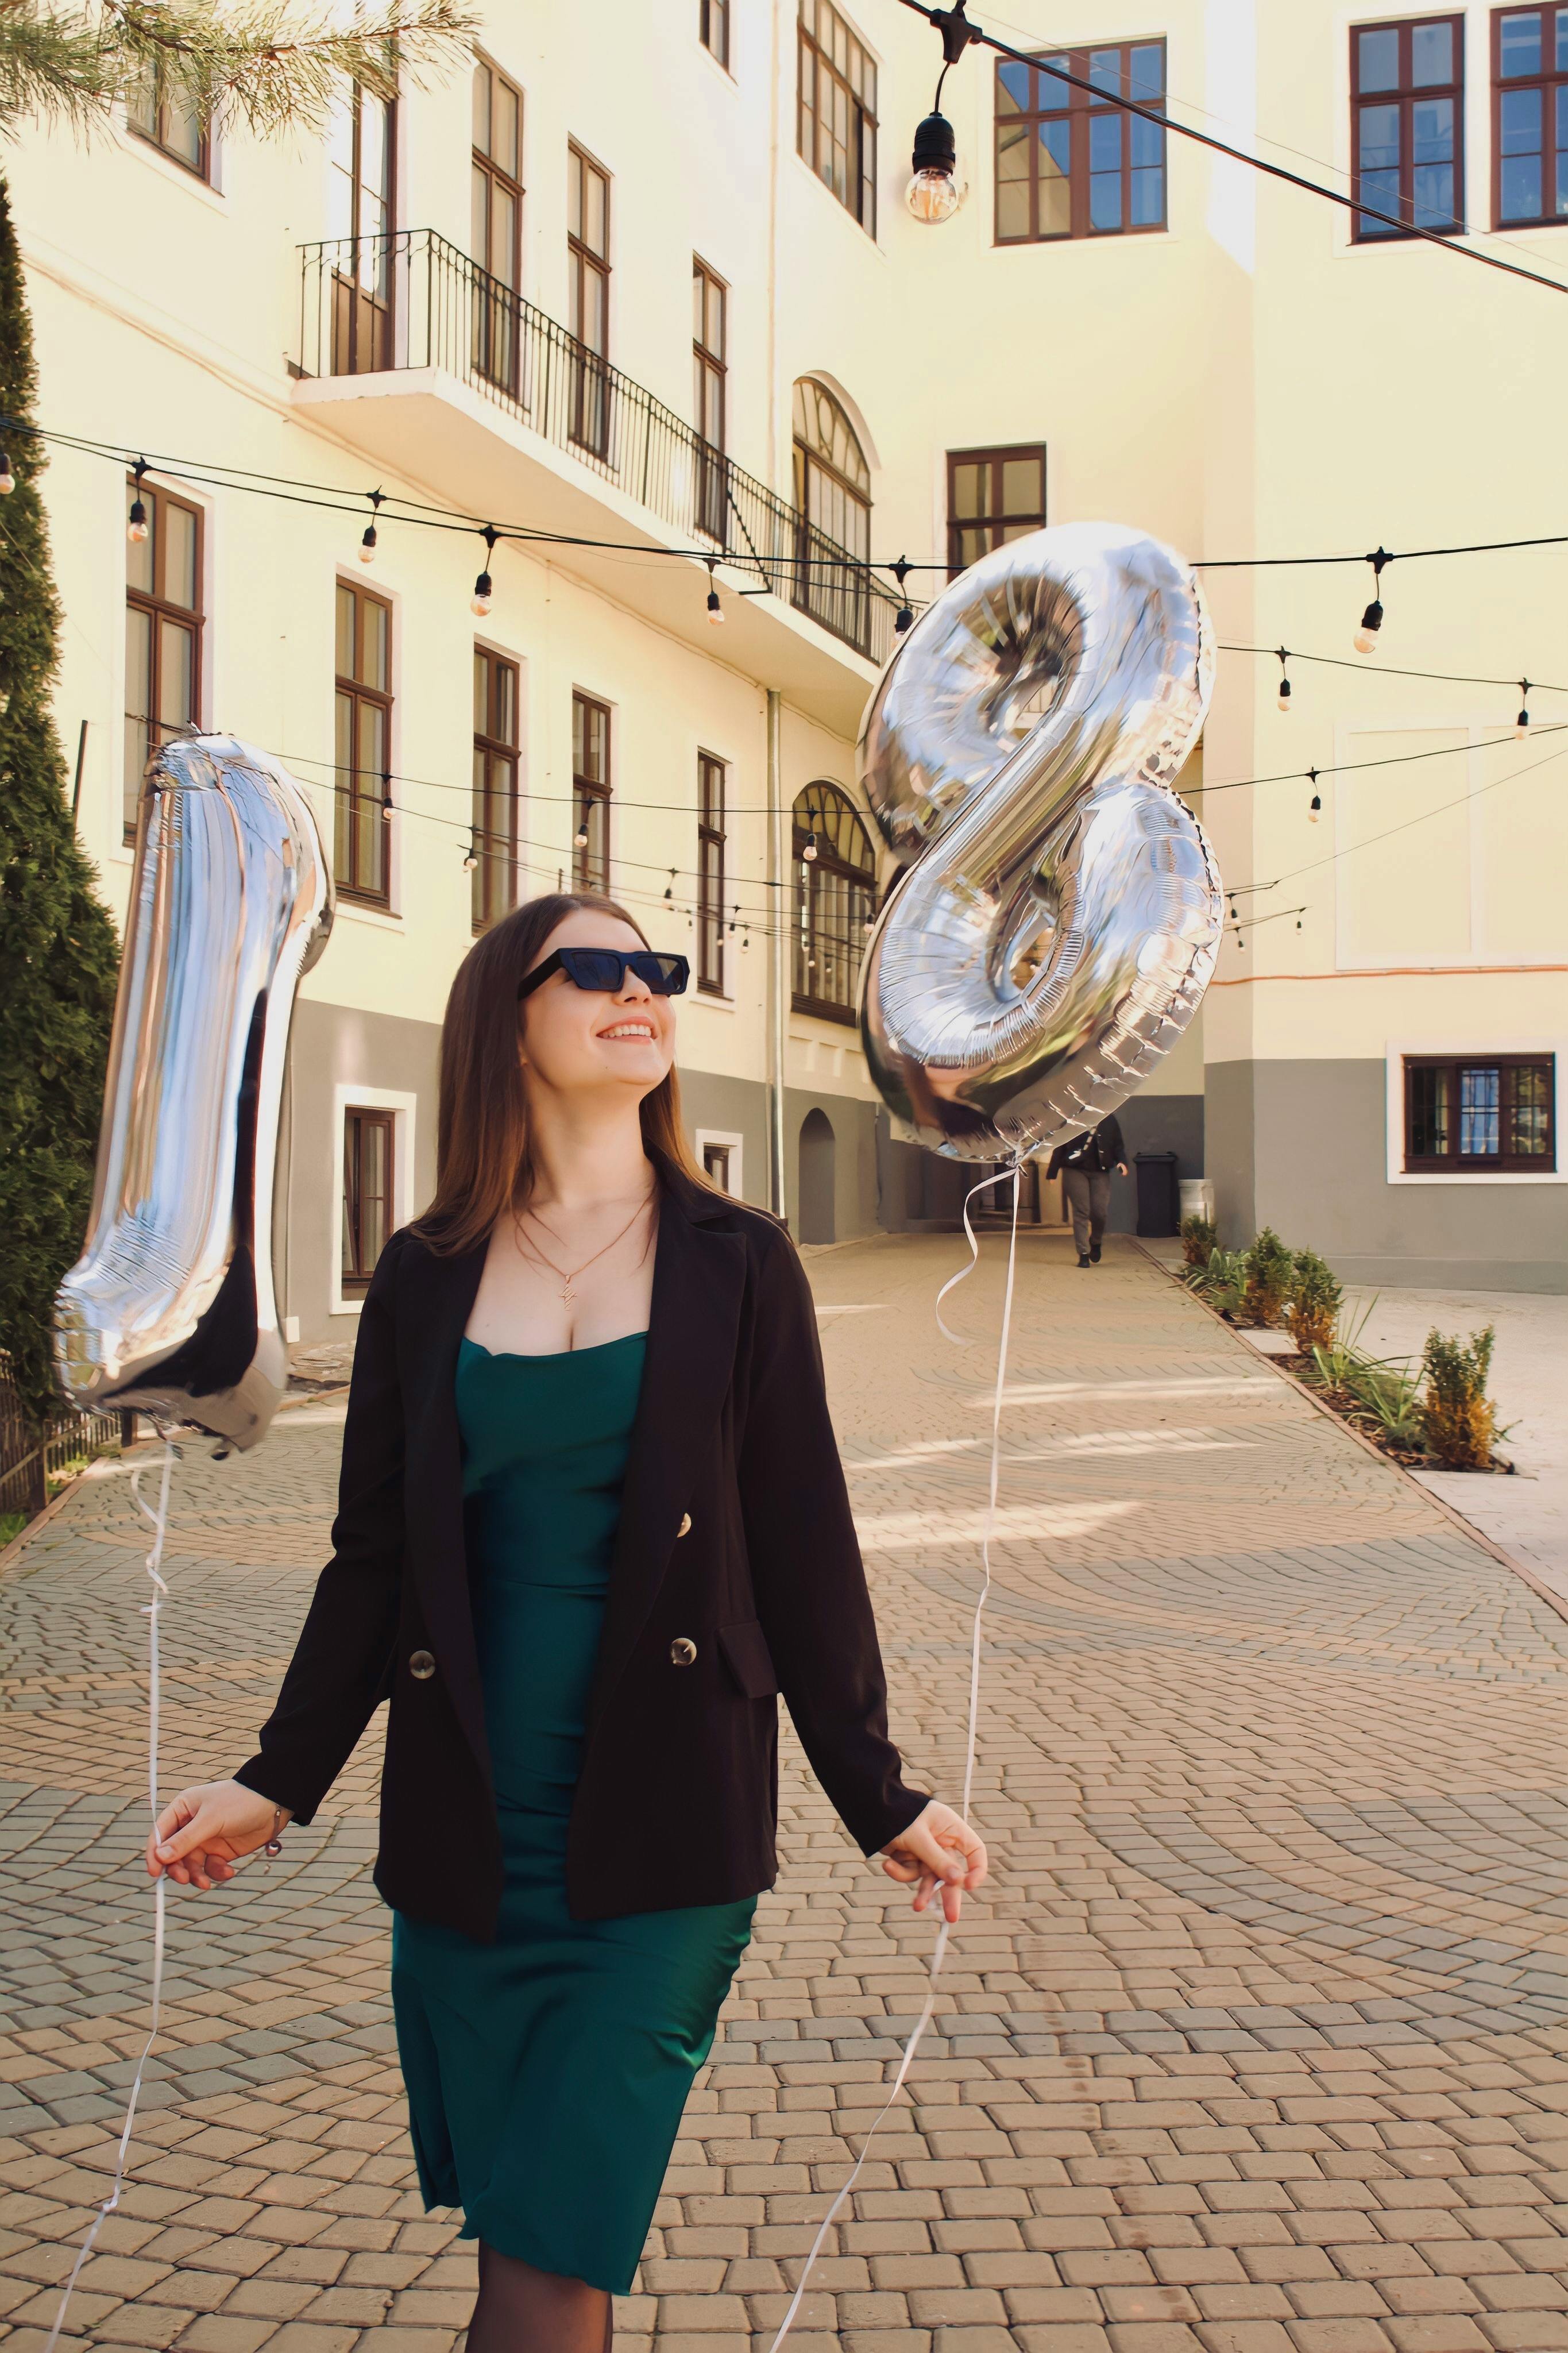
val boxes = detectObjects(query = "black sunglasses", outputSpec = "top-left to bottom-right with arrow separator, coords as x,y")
517,947 -> 690,1002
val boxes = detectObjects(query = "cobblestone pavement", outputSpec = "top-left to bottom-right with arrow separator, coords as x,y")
5,1230 -> 1568,2353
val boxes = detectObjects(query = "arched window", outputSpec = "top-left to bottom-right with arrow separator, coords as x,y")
793,781 -> 875,1024
791,380 -> 872,652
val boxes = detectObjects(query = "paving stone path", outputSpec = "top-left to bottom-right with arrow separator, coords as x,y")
4,1231 -> 1568,2353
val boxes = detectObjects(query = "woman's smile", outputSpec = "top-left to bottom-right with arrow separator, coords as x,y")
598,1019 -> 656,1041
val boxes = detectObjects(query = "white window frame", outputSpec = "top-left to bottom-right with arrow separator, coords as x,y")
1384,1036 -> 1565,1186
695,1127 -> 744,1201
331,1082 -> 418,1314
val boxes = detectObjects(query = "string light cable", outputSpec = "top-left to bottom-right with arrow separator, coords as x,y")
11,415 -> 1568,590
1216,733 -> 1568,904
895,0 -> 1568,296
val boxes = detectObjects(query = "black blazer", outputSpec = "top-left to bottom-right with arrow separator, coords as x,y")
234,1159 -> 929,1942
1046,1114 -> 1126,1179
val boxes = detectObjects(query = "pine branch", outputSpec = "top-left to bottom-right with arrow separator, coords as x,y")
0,0 -> 479,140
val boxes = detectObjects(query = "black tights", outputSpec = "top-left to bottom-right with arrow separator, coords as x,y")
466,2240 -> 612,2352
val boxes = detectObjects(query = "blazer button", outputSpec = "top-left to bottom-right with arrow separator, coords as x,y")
669,1636 -> 698,1667
677,1511 -> 692,1538
408,1650 -> 436,1680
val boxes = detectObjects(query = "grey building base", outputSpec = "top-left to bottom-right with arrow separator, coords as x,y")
1206,1056 -> 1567,1294
875,1094 -> 1204,1237
275,997 -> 442,1346
681,1067 -> 883,1244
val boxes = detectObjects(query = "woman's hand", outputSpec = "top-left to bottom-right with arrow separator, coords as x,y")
145,1781 -> 291,1892
880,1800 -> 988,1923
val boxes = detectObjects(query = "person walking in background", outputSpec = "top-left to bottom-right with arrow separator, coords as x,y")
1047,1114 -> 1129,1267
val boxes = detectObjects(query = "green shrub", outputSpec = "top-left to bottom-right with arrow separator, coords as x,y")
1242,1226 -> 1293,1328
1421,1325 -> 1497,1469
1180,1214 -> 1218,1268
1287,1248 -> 1342,1356
1183,1244 -> 1249,1318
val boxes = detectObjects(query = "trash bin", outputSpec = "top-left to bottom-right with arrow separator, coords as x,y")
1135,1150 -> 1181,1238
1178,1176 -> 1215,1227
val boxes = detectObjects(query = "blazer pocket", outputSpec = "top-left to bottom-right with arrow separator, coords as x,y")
717,1617 -> 780,1700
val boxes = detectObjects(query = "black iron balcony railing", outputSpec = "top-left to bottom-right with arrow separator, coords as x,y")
299,228 -> 898,666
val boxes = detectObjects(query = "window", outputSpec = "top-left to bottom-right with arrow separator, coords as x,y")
473,647 -> 520,932
573,691 -> 611,891
342,1108 -> 395,1295
1352,16 -> 1464,238
1404,1055 -> 1555,1170
793,782 -> 875,1024
125,480 -> 202,841
798,0 -> 878,231
1493,6 -> 1568,223
701,0 -> 731,68
327,81 -> 396,373
126,63 -> 210,179
995,43 -> 1166,242
703,1141 -> 732,1190
792,379 -> 871,649
947,446 -> 1048,575
334,581 -> 393,907
569,144 -> 611,456
473,59 -> 523,392
697,752 -> 727,994
693,257 -> 728,540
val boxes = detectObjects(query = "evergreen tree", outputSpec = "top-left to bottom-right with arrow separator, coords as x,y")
0,178 -> 121,1427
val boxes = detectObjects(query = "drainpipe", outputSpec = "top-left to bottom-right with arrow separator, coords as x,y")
766,687 -> 787,1223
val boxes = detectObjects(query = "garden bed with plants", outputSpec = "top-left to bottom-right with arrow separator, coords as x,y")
1174,1218 -> 1512,1475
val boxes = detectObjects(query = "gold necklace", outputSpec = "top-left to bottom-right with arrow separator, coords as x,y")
513,1195 -> 652,1307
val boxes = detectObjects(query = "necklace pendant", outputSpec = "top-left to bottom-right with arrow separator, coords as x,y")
561,1286 -> 576,1305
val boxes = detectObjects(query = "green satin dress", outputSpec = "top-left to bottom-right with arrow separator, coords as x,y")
390,1333 -> 756,2293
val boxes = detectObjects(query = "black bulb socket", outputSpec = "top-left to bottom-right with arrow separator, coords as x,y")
911,110 -> 957,177
1360,598 -> 1383,632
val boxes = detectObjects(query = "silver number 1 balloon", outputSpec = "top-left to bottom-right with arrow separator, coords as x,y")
54,736 -> 333,1449
858,522 -> 1221,1161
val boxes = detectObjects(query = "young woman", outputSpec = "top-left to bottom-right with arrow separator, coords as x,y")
146,892 -> 987,2353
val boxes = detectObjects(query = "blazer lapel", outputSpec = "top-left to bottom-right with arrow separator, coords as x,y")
586,1183 -> 746,1726
400,1239 -> 493,1789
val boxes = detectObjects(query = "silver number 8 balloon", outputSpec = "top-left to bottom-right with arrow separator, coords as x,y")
858,522 -> 1222,1162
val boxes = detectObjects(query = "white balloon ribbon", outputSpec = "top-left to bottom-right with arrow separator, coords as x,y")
44,1436 -> 177,2353
767,1161 -> 1023,2349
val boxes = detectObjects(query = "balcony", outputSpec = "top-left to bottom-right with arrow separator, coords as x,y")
297,230 -> 900,681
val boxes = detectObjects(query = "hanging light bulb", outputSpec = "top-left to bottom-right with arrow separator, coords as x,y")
802,830 -> 818,862
462,832 -> 478,872
906,110 -> 965,222
360,488 -> 384,566
1276,649 -> 1292,712
905,6 -> 975,219
381,778 -> 394,825
128,458 -> 150,545
893,557 -> 914,634
664,869 -> 675,901
0,452 -> 14,495
1354,548 -> 1389,652
574,817 -> 589,851
706,558 -> 724,625
1307,767 -> 1321,823
1516,681 -> 1531,738
471,524 -> 498,616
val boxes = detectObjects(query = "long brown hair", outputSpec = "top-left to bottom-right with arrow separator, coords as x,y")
411,892 -> 706,1256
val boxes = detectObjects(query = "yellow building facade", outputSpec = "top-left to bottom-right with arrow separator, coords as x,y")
9,0 -> 1565,1340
